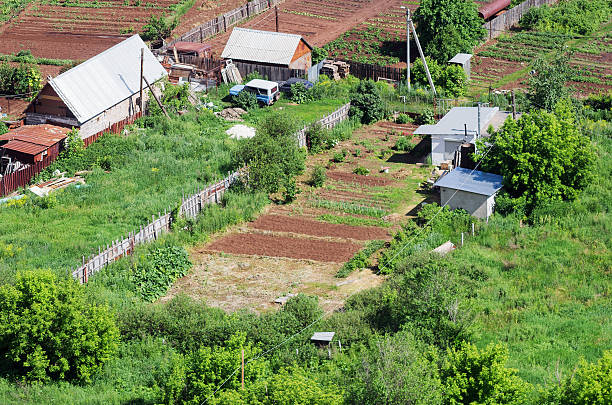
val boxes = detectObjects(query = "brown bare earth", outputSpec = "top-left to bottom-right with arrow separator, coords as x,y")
250,214 -> 390,240
327,171 -> 395,187
208,0 -> 401,53
164,252 -> 383,312
207,232 -> 362,262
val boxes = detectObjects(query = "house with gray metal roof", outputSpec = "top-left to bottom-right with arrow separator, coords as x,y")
26,35 -> 167,140
414,106 -> 513,166
434,167 -> 503,219
221,28 -> 313,70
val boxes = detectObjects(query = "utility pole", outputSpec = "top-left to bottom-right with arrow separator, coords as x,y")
139,48 -> 144,114
275,6 -> 279,32
511,89 -> 517,119
408,18 -> 436,95
477,102 -> 481,138
401,6 -> 410,90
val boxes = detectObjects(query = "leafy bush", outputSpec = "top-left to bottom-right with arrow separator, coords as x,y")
332,150 -> 347,163
395,113 -> 413,124
528,52 -> 570,111
349,80 -> 386,124
310,165 -> 326,187
290,82 -> 313,104
312,46 -> 329,64
394,136 -> 414,152
441,342 -> 531,404
236,111 -> 305,195
352,166 -> 369,175
0,62 -> 42,95
283,177 -> 298,203
554,350 -> 612,405
131,244 -> 192,302
412,57 -> 466,97
477,98 -> 596,214
520,0 -> 611,35
233,89 -> 259,111
244,71 -> 264,82
0,122 -> 7,135
307,122 -> 332,153
416,108 -> 435,125
0,270 -> 119,383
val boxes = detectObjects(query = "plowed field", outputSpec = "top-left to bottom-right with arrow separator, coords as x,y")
208,0 -> 401,53
207,232 -> 362,262
249,214 -> 390,241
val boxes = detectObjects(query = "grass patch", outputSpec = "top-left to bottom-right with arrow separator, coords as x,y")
318,213 -> 392,228
310,199 -> 388,218
336,240 -> 386,278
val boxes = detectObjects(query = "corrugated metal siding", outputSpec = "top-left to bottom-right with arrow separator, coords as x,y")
48,35 -> 167,124
2,139 -> 48,155
221,28 -> 309,66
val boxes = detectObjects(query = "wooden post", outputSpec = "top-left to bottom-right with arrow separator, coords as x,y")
139,48 -> 144,113
143,76 -> 169,118
275,5 -> 279,32
511,89 -> 517,120
241,349 -> 245,390
472,222 -> 475,236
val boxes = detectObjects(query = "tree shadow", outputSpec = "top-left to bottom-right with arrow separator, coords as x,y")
386,137 -> 431,164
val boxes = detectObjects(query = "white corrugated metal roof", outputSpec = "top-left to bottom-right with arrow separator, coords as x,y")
221,28 -> 311,66
414,107 -> 499,136
49,35 -> 167,124
434,167 -> 503,196
245,79 -> 278,90
311,332 -> 335,342
449,53 -> 473,64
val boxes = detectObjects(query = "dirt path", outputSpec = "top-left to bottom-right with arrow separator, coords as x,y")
165,120 -> 432,313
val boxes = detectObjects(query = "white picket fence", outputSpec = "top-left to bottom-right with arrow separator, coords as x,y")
71,103 -> 351,284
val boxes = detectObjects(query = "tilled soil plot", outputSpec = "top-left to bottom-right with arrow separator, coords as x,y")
327,171 -> 395,187
249,214 -> 389,241
207,232 -> 361,262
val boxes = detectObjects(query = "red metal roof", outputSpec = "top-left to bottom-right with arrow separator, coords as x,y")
0,124 -> 69,146
479,0 -> 511,19
172,42 -> 212,53
2,139 -> 48,155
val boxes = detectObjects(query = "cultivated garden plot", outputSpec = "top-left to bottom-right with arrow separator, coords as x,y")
470,21 -> 612,97
0,0 -> 242,59
168,120 -> 432,312
207,0 -> 402,53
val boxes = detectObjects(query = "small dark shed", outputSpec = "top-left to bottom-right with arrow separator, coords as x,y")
311,332 -> 335,347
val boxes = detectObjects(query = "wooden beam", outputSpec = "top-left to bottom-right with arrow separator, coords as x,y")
143,77 -> 169,118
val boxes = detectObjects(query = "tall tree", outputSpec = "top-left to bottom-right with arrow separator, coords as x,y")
528,52 -> 571,111
413,0 -> 486,63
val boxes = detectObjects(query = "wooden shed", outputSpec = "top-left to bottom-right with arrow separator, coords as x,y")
0,124 -> 68,165
221,28 -> 313,70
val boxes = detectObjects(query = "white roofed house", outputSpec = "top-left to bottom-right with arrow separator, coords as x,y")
221,28 -> 313,70
414,106 -> 513,166
25,35 -> 167,141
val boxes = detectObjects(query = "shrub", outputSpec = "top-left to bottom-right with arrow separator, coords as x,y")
233,90 -> 259,110
349,80 -> 386,124
416,108 -> 435,125
307,123 -> 332,153
310,165 -> 326,187
283,177 -> 298,203
555,350 -> 612,405
0,122 -> 7,135
290,82 -> 313,104
332,151 -> 346,163
395,113 -> 413,124
312,46 -> 329,64
336,240 -> 385,278
353,166 -> 370,175
131,244 -> 192,302
441,342 -> 531,404
394,136 -> 414,152
0,270 -> 119,383
0,62 -> 42,95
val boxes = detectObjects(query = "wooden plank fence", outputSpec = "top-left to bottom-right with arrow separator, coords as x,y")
295,102 -> 350,148
483,0 -> 557,39
339,60 -> 405,82
71,102 -> 351,283
233,61 -> 306,82
0,153 -> 56,197
168,0 -> 284,47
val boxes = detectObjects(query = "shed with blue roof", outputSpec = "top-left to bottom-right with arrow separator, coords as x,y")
434,168 -> 503,219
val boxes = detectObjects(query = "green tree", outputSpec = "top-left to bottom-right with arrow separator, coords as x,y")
142,14 -> 177,41
349,80 -> 386,124
556,350 -> 612,405
477,98 -> 596,213
441,342 -> 531,404
0,62 -> 42,95
344,330 -> 442,404
412,57 -> 466,97
0,270 -> 119,383
413,0 -> 486,63
236,111 -> 305,195
528,52 -> 571,111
